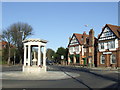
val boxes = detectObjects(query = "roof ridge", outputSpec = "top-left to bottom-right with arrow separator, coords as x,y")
107,24 -> 120,27
74,33 -> 89,36
106,24 -> 120,38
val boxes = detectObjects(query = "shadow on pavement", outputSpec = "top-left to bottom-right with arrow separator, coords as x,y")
2,65 -> 119,89
60,67 -> 93,90
60,66 -> 119,82
101,82 -> 120,90
60,66 -> 120,89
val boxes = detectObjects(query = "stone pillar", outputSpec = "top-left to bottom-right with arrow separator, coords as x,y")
30,46 -> 32,65
28,45 -> 31,66
43,46 -> 46,66
24,45 -> 26,66
38,45 -> 41,66
73,56 -> 76,64
68,55 -> 70,65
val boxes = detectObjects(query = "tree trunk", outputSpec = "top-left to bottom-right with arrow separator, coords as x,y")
20,56 -> 22,65
7,46 -> 11,65
14,51 -> 16,65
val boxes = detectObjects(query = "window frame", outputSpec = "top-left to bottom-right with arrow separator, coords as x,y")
100,43 -> 104,49
74,46 -> 79,52
110,40 -> 115,49
100,55 -> 105,64
110,54 -> 116,64
69,47 -> 74,54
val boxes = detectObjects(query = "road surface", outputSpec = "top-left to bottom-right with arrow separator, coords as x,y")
1,65 -> 119,89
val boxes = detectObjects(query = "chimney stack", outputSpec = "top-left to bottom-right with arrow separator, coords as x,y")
83,31 -> 86,44
89,29 -> 94,46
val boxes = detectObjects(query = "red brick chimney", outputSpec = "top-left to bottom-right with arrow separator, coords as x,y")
83,31 -> 86,44
89,29 -> 95,67
89,29 -> 94,46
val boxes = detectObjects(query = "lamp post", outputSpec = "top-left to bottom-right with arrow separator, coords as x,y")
61,55 -> 64,65
61,55 -> 64,60
52,56 -> 54,60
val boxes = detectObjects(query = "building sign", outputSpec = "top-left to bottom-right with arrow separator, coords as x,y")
103,52 -> 112,54
82,56 -> 86,58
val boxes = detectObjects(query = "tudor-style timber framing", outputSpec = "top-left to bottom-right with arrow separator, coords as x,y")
67,29 -> 98,67
97,24 -> 120,68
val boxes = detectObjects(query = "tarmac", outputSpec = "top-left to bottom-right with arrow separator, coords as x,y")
2,71 -> 80,80
1,65 -> 120,81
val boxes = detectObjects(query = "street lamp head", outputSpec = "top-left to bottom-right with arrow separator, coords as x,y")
61,55 -> 64,60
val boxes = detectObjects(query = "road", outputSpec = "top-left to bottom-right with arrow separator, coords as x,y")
1,65 -> 120,89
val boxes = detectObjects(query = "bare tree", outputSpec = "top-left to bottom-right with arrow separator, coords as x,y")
11,22 -> 33,64
2,29 -> 13,65
2,22 -> 33,65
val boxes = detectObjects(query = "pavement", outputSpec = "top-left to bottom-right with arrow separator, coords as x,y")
2,65 -> 120,88
59,65 -> 120,82
2,71 -> 80,80
83,66 -> 119,81
1,64 -> 120,81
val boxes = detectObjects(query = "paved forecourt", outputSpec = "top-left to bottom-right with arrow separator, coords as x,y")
2,71 -> 80,80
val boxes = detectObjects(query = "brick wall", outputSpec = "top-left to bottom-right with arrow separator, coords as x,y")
117,39 -> 120,67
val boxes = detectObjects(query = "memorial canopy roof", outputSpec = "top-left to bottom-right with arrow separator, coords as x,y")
23,39 -> 48,43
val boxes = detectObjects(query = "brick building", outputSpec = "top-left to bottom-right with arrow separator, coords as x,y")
0,41 -> 15,49
0,41 -> 8,49
67,29 -> 98,67
97,24 -> 120,68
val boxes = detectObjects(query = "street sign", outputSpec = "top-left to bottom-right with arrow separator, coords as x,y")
103,52 -> 112,54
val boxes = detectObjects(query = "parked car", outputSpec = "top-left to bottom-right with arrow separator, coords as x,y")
46,60 -> 54,65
